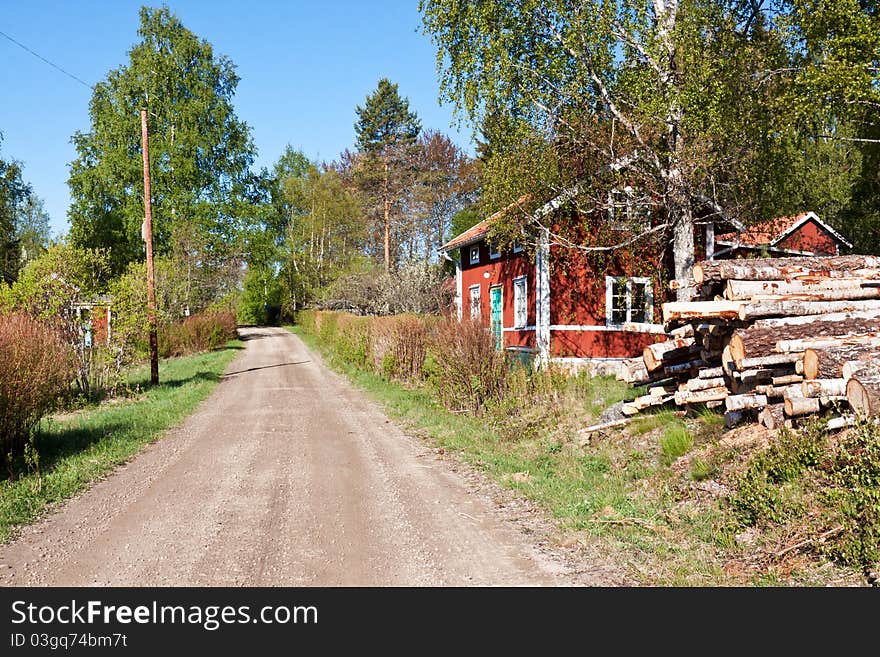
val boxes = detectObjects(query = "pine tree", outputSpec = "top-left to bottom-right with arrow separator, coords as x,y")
354,79 -> 421,272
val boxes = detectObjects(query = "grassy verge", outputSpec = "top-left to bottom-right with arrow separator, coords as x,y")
0,340 -> 242,543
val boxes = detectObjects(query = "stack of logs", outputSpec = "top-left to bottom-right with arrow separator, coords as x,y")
616,254 -> 880,429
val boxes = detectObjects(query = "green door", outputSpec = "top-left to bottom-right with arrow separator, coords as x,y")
490,286 -> 503,350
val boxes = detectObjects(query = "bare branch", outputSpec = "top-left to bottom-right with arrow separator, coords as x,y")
538,220 -> 671,253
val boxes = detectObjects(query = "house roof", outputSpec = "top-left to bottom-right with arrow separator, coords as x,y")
439,195 -> 532,252
716,211 -> 852,250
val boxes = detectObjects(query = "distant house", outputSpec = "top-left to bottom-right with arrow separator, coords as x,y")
441,193 -> 852,374
713,211 -> 852,258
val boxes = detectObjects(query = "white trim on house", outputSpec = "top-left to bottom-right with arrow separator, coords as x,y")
512,241 -> 523,253
549,323 -> 666,334
771,211 -> 853,249
535,228 -> 551,367
468,245 -> 480,265
505,346 -> 537,353
513,275 -> 528,328
489,242 -> 501,259
503,325 -> 537,332
455,256 -> 462,320
605,276 -> 654,327
551,356 -> 629,363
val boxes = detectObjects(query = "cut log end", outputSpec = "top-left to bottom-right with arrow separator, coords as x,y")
803,349 -> 819,380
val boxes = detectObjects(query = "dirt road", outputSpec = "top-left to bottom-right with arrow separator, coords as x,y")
0,327 -> 624,586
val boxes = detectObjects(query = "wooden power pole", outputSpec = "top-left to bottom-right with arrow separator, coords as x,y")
140,109 -> 159,385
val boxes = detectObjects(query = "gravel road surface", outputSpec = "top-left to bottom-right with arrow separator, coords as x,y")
0,327 -> 624,586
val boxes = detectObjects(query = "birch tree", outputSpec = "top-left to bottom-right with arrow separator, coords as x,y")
420,0 -> 880,298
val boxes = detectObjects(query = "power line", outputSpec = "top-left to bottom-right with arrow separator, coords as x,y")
0,29 -> 93,90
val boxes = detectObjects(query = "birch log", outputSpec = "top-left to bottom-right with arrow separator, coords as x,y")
674,386 -> 728,405
729,316 -> 880,365
725,393 -> 768,412
775,334 -> 880,354
642,337 -> 699,372
738,299 -> 880,320
784,397 -> 821,417
801,344 -> 880,380
759,403 -> 786,429
662,301 -> 744,324
692,255 -> 880,285
846,363 -> 880,417
725,278 -> 880,302
801,379 -> 847,398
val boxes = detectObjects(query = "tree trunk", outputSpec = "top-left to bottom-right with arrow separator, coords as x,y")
751,308 -> 880,329
802,344 -> 880,380
775,334 -> 880,354
802,379 -> 847,398
729,316 -> 880,365
846,362 -> 880,417
672,202 -> 695,303
662,300 -> 743,324
724,278 -> 880,302
383,159 -> 391,273
784,396 -> 821,417
642,336 -> 697,372
674,386 -> 728,405
725,393 -> 767,412
759,403 -> 786,429
737,299 -> 880,320
693,255 -> 880,284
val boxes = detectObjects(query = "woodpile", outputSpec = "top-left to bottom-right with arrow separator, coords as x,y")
616,254 -> 880,427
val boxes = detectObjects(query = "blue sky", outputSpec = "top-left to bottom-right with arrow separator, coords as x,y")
0,1 -> 474,238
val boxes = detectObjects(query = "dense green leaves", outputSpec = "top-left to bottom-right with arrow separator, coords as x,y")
419,0 -> 880,265
67,6 -> 257,278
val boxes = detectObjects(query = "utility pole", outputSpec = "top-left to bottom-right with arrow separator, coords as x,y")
140,109 -> 159,385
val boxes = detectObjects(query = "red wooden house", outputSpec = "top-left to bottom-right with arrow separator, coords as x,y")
440,197 -> 850,374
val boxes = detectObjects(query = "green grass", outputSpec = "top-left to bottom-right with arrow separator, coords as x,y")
0,341 -> 242,543
660,424 -> 694,465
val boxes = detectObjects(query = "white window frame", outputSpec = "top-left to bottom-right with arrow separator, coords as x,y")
513,276 -> 528,328
605,276 -> 654,327
489,242 -> 501,259
469,245 -> 480,265
512,241 -> 523,253
608,186 -> 650,230
469,284 -> 482,320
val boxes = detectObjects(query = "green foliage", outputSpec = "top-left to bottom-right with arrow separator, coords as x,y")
355,78 -> 421,154
730,425 -> 827,526
419,1 -> 880,272
281,164 -> 365,312
823,419 -> 880,567
67,5 -> 257,277
237,265 -> 282,326
0,141 -> 49,284
690,458 -> 713,482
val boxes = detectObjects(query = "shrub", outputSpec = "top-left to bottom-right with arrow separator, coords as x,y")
159,311 -> 238,357
823,419 -> 880,568
0,314 -> 74,461
428,317 -> 509,415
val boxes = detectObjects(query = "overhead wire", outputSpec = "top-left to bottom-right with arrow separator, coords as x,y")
0,28 -> 94,90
